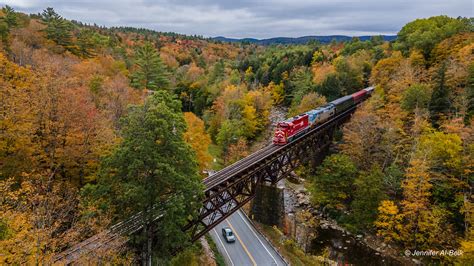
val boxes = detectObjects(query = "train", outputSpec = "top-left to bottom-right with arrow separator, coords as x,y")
272,87 -> 374,145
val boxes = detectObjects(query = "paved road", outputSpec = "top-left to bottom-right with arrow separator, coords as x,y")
209,210 -> 286,266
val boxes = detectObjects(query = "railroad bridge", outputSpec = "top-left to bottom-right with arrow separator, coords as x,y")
53,101 -> 363,263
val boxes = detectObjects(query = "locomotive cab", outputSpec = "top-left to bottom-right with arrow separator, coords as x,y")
273,122 -> 288,145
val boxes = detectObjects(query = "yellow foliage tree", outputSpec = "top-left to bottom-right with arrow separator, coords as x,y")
418,131 -> 462,170
312,63 -> 335,85
241,104 -> 258,138
0,173 -> 79,264
399,158 -> 452,249
183,112 -> 212,173
0,52 -> 38,178
374,200 -> 402,242
289,92 -> 326,116
264,81 -> 284,105
458,199 -> 474,264
244,89 -> 272,135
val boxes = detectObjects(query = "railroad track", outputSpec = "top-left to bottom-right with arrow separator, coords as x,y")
53,204 -> 166,263
203,145 -> 280,189
53,101 -> 364,264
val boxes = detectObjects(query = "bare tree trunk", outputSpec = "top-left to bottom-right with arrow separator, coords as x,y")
142,226 -> 148,266
147,224 -> 153,266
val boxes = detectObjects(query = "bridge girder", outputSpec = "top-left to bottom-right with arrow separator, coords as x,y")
184,106 -> 355,241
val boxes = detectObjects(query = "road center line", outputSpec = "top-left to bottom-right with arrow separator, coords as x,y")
237,211 -> 279,265
226,220 -> 257,266
213,228 -> 234,266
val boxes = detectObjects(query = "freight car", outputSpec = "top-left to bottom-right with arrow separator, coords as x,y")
272,87 -> 374,145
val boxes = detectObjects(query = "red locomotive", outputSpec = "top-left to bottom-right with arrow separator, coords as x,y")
273,87 -> 374,145
273,114 -> 309,145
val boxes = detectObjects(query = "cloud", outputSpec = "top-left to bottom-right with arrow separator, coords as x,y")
1,0 -> 472,38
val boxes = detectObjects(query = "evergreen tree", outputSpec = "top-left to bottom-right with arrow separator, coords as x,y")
316,73 -> 342,101
130,42 -> 170,91
351,165 -> 386,230
0,5 -> 18,48
40,7 -> 74,49
429,62 -> 451,127
81,91 -> 203,262
208,59 -> 225,85
311,154 -> 357,210
289,67 -> 315,106
1,6 -> 17,28
76,28 -> 96,58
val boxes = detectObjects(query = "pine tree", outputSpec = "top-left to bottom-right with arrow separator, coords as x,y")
75,29 -> 96,58
82,91 -> 203,262
429,62 -> 451,127
40,7 -> 74,49
0,5 -> 18,49
130,42 -> 170,91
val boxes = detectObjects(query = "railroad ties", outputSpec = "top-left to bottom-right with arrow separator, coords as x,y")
53,101 -> 364,264
184,105 -> 357,241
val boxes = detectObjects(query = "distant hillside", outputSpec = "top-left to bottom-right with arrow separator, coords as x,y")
212,35 -> 397,45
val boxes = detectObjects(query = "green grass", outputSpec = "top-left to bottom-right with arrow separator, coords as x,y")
208,143 -> 224,170
205,234 -> 226,266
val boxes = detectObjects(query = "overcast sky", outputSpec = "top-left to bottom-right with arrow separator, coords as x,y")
2,0 -> 472,38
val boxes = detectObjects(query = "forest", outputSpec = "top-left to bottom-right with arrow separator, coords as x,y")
0,5 -> 473,264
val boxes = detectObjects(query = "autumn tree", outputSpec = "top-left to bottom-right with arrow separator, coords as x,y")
458,199 -> 474,264
241,104 -> 258,138
130,41 -> 170,91
418,131 -> 464,228
244,66 -> 255,84
289,92 -> 326,116
395,16 -> 472,60
225,137 -> 249,164
264,81 -> 285,105
242,89 -> 272,137
465,63 -> 474,124
25,52 -> 116,185
0,172 -> 79,264
374,200 -> 402,242
399,158 -> 452,249
370,52 -> 404,91
81,91 -> 203,263
183,112 -> 212,173
340,103 -> 386,170
0,52 -> 37,178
